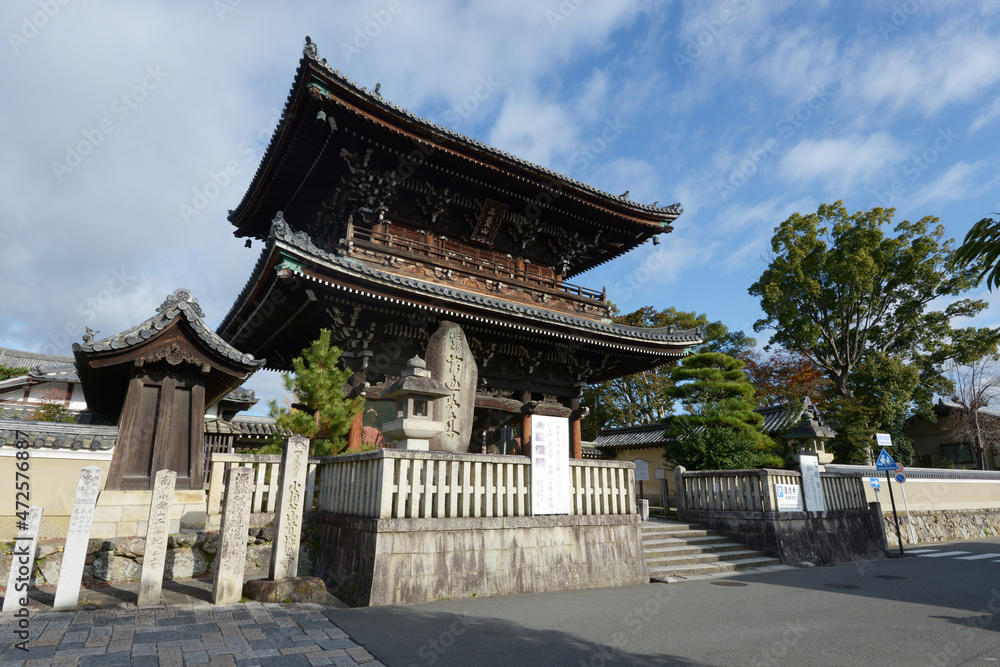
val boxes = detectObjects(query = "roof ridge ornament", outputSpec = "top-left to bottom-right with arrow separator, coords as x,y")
303,36 -> 319,60
157,288 -> 205,318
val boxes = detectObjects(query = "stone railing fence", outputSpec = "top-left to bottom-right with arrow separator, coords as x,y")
312,449 -> 636,519
205,453 -> 320,518
674,467 -> 869,513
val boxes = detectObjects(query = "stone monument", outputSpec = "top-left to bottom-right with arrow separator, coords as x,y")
3,506 -> 43,614
211,466 -> 253,605
244,436 -> 327,603
425,321 -> 477,452
54,466 -> 102,610
137,469 -> 177,608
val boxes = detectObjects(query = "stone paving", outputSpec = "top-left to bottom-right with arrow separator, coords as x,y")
0,600 -> 385,666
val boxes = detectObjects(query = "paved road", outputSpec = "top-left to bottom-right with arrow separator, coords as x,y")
328,536 -> 1000,667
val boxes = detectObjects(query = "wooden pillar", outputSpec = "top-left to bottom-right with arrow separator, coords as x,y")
571,417 -> 582,460
348,410 -> 364,452
521,390 -> 532,453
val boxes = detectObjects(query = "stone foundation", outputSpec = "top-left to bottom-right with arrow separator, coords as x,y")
883,508 -> 1000,546
308,512 -> 647,607
679,505 -> 886,566
0,527 -> 318,589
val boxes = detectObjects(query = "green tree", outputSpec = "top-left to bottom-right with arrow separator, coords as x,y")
581,306 -> 754,440
0,365 -> 28,381
265,329 -> 364,456
955,214 -> 1000,290
663,352 -> 782,470
749,201 -> 999,463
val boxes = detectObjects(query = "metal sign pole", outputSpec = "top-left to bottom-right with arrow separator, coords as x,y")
900,482 -> 917,545
885,470 -> 904,556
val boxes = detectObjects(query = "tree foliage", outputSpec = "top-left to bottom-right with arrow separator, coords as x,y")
738,348 -> 833,408
749,201 -> 999,463
265,329 -> 364,456
581,306 -> 753,440
955,214 -> 1000,291
0,365 -> 28,381
663,352 -> 782,470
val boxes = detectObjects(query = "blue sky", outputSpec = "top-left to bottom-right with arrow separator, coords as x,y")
2,1 -> 1000,413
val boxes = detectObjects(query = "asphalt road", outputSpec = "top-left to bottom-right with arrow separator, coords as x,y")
326,536 -> 1000,667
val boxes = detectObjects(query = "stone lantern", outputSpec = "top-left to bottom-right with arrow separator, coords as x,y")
786,397 -> 835,469
381,356 -> 452,451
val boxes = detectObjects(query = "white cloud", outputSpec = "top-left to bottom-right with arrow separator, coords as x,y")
778,132 -> 910,192
970,97 -> 1000,134
909,160 -> 997,212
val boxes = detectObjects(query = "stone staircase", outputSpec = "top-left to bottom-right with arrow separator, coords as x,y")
641,517 -> 781,580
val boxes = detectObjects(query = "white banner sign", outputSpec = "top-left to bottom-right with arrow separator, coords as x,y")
799,454 -> 826,512
530,415 -> 571,515
775,484 -> 803,511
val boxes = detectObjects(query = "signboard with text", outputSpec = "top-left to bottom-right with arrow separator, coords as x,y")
530,415 -> 571,515
776,484 -> 803,511
632,459 -> 650,482
799,454 -> 826,512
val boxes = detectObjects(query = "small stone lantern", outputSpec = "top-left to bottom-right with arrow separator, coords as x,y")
380,356 -> 452,451
786,397 -> 835,469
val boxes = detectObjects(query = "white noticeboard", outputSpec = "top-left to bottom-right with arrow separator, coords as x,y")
775,484 -> 803,511
632,459 -> 650,481
799,454 -> 826,512
875,433 -> 893,449
530,415 -> 571,515
654,468 -> 666,480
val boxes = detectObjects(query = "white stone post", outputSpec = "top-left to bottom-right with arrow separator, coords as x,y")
137,469 -> 177,608
268,436 -> 309,580
212,466 -> 253,605
3,506 -> 43,614
53,466 -> 102,610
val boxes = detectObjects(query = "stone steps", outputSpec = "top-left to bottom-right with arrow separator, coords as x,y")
640,518 -> 781,579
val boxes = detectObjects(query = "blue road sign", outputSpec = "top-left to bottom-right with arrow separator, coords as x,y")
875,448 -> 897,472
870,477 -> 881,490
895,473 -> 906,484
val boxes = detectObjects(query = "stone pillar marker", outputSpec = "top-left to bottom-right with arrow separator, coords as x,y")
268,435 -> 309,580
137,469 -> 177,608
212,466 -> 253,605
3,506 -> 43,614
54,466 -> 102,610
426,321 -> 478,452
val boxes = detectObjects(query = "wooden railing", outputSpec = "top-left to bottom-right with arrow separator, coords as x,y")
675,467 -> 869,513
351,228 -> 608,305
313,449 -> 636,519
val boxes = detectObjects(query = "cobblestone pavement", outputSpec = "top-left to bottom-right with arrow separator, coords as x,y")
0,601 -> 385,666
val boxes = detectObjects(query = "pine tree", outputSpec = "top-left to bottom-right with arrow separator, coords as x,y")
664,352 -> 783,470
267,329 -> 364,456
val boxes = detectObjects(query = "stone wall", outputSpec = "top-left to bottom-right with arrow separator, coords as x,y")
0,527 -> 317,589
679,506 -> 887,566
883,508 -> 1000,546
308,512 -> 647,607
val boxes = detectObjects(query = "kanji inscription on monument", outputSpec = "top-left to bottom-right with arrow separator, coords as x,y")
54,466 -> 102,610
426,321 -> 477,452
268,436 -> 309,580
3,505 -> 43,614
212,466 -> 253,605
137,469 -> 177,608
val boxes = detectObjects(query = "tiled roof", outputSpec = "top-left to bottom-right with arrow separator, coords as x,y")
229,38 -> 682,230
0,347 -> 73,370
0,419 -> 117,451
594,399 -> 832,450
222,214 -> 705,348
231,415 -> 293,438
74,289 -> 264,370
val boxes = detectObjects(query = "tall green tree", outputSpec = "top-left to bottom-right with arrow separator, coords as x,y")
581,306 -> 753,440
266,329 -> 364,456
749,201 -> 999,463
663,352 -> 782,470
